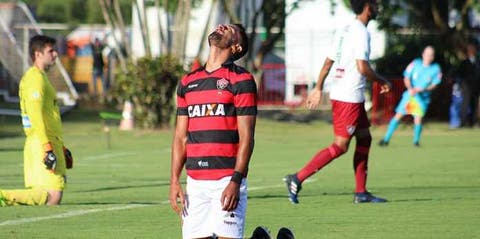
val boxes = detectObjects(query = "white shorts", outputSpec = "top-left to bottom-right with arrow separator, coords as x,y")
182,176 -> 247,239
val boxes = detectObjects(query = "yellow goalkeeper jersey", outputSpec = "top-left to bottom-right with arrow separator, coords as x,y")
19,66 -> 63,145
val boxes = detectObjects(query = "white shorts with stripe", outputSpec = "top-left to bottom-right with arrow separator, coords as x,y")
182,176 -> 247,239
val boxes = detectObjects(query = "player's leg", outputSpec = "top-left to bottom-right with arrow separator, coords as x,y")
101,72 -> 107,96
0,188 -> 48,206
353,132 -> 387,203
0,137 -> 49,206
42,140 -> 66,205
413,116 -> 423,147
92,70 -> 99,96
284,135 -> 348,204
212,177 -> 247,239
380,92 -> 411,146
23,138 -> 35,188
297,135 -> 350,182
379,112 -> 403,146
284,100 -> 356,204
353,128 -> 371,194
46,190 -> 63,205
354,108 -> 387,203
28,139 -> 66,205
182,177 -> 214,239
460,84 -> 472,127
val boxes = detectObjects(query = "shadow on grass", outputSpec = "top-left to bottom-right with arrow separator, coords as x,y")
73,182 -> 170,193
248,191 -> 353,200
0,132 -> 22,138
248,190 -> 470,203
0,147 -> 23,152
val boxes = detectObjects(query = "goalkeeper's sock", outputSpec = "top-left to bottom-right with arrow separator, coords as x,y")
297,144 -> 346,182
383,118 -> 400,142
0,189 -> 48,206
413,123 -> 423,145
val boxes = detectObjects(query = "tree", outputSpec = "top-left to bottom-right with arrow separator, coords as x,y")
22,0 -> 131,25
373,0 -> 480,76
220,0 -> 306,85
369,0 -> 480,121
100,0 -> 190,129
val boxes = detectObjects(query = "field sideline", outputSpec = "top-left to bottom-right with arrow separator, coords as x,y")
1,109 -> 479,238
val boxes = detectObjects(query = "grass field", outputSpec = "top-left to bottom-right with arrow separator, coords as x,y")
1,109 -> 479,239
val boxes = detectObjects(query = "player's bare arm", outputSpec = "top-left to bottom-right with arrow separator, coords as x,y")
221,115 -> 256,211
307,57 -> 334,110
169,115 -> 188,215
356,59 -> 391,93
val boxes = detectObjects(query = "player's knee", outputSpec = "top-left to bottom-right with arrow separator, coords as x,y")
46,191 -> 63,205
357,134 -> 372,147
330,143 -> 347,157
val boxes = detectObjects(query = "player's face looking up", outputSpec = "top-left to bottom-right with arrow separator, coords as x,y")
208,24 -> 240,49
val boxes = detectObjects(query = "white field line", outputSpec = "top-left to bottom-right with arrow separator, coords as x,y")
82,148 -> 170,161
0,178 -> 316,227
0,204 -> 149,226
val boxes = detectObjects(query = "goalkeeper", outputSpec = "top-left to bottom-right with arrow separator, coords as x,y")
0,35 -> 73,207
378,46 -> 442,147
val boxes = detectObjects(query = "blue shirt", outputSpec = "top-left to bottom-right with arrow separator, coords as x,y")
403,58 -> 442,99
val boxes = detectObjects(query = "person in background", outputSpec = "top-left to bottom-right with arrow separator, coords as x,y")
378,45 -> 442,147
283,0 -> 391,205
91,37 -> 106,96
458,42 -> 480,128
0,35 -> 73,207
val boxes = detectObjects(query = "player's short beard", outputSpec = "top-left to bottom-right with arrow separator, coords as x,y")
209,31 -> 221,42
44,61 -> 56,71
208,31 -> 229,48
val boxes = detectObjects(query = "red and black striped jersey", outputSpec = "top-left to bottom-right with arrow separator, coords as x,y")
176,61 -> 257,180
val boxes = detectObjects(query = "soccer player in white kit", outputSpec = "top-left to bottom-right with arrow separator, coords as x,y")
284,0 -> 392,204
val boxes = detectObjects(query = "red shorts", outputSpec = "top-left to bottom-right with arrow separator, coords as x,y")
331,100 -> 370,138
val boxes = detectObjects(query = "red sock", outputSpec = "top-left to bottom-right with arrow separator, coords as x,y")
297,144 -> 345,182
354,136 -> 371,193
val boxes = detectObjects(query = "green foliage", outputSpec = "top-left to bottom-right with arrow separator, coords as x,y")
86,0 -> 105,24
22,0 -> 132,24
35,0 -> 70,23
374,1 -> 479,76
112,55 -> 184,129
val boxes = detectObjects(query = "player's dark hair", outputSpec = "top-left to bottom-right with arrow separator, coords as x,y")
231,23 -> 249,61
350,0 -> 374,15
29,35 -> 56,61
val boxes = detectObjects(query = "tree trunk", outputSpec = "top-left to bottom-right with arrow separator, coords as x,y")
98,0 -> 127,72
172,0 -> 191,61
133,0 -> 151,58
113,0 -> 132,57
154,0 -> 168,54
196,0 -> 217,59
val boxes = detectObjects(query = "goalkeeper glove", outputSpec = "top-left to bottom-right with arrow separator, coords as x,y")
63,146 -> 73,169
43,143 -> 57,171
